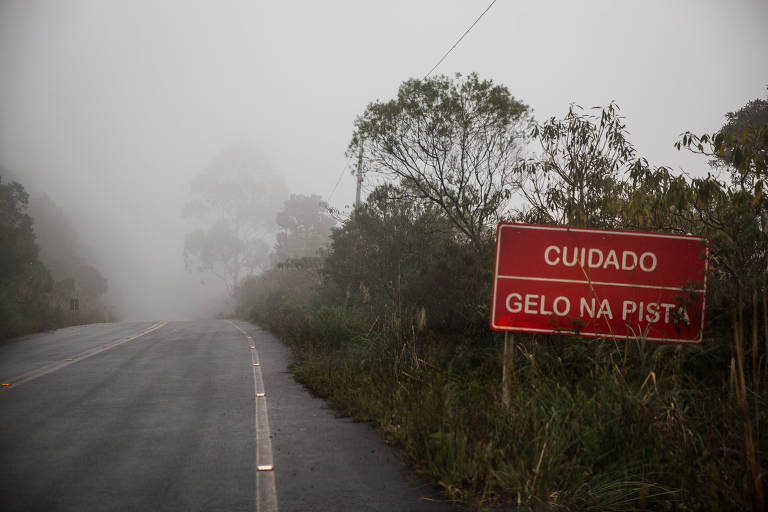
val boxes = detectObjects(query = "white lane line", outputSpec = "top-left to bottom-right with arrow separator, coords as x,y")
228,320 -> 279,512
495,274 -> 705,293
0,322 -> 167,392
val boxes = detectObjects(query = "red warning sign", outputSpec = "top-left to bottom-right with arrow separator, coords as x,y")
490,223 -> 710,343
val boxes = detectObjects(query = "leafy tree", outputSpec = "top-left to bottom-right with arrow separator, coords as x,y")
721,93 -> 768,145
677,91 -> 768,192
0,178 -> 38,285
514,102 -> 638,227
28,194 -> 108,300
0,177 -> 54,337
28,195 -> 82,276
324,184 -> 491,329
183,145 -> 287,294
272,194 -> 336,264
350,73 -> 530,250
326,185 -> 437,311
234,257 -> 324,330
673,92 -> 768,288
624,164 -> 697,232
72,264 -> 108,298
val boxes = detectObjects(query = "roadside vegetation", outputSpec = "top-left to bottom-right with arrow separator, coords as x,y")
0,176 -> 112,339
242,75 -> 768,510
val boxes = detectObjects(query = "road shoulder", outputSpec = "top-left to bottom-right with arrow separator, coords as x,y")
232,321 -> 457,512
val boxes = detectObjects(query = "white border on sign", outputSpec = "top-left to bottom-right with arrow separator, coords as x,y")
498,223 -> 709,241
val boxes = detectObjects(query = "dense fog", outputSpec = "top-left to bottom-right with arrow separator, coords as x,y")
1,0 -> 766,321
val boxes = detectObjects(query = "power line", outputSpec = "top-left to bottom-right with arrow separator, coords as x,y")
326,157 -> 352,204
424,0 -> 499,78
330,2 -> 499,206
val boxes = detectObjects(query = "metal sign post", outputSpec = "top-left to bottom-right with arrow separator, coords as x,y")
501,331 -> 514,408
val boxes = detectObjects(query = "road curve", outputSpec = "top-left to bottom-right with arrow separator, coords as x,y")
0,320 -> 455,512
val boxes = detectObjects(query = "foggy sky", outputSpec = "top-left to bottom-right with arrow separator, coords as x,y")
1,0 -> 766,320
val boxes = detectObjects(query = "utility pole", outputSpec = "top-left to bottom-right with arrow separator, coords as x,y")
355,138 -> 364,207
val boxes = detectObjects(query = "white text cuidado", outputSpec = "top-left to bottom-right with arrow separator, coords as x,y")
544,246 -> 658,272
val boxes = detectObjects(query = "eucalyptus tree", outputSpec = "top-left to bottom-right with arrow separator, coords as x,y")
677,92 -> 768,191
349,73 -> 531,251
514,102 -> 637,227
183,145 -> 287,295
272,194 -> 336,264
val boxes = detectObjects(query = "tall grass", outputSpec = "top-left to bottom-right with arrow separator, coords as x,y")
251,298 -> 763,510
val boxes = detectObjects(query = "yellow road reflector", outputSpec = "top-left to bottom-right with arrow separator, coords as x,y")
257,465 -> 273,471
255,392 -> 265,397
66,358 -> 73,361
2,383 -> 9,386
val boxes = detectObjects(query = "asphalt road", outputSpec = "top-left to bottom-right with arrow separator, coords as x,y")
0,320 -> 456,512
